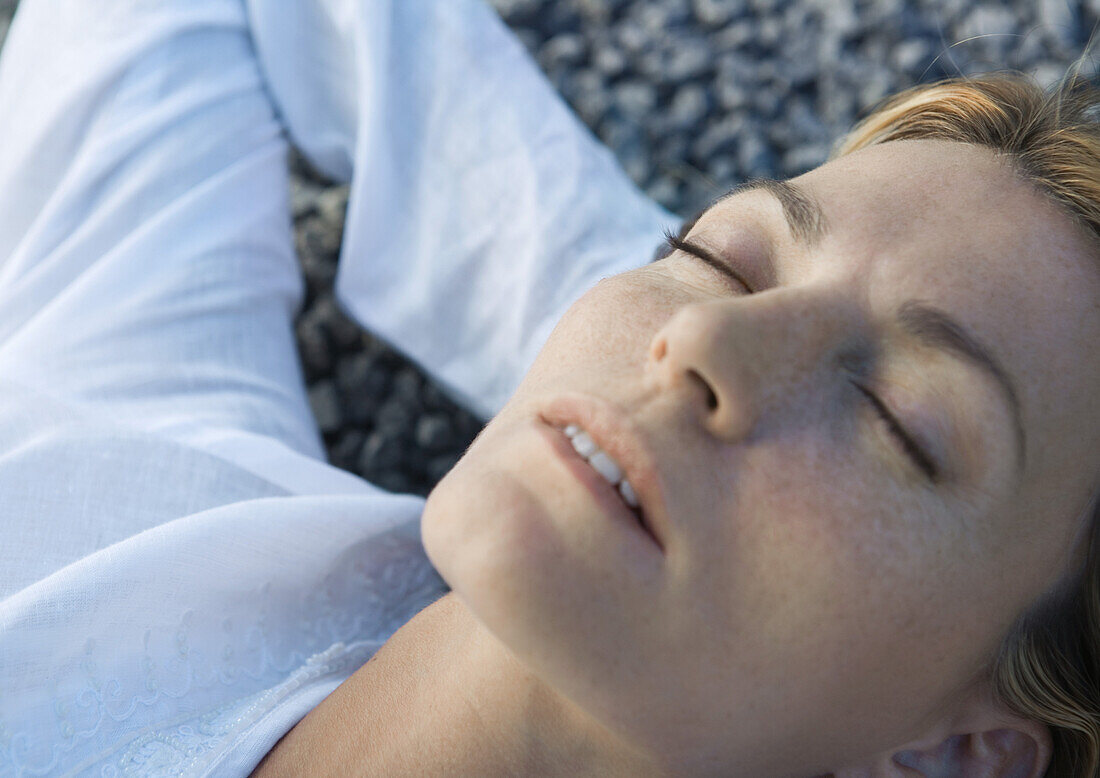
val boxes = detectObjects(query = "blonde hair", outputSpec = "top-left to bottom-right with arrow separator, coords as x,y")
832,72 -> 1100,778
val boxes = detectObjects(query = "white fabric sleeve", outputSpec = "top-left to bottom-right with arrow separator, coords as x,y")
245,0 -> 680,420
0,0 -> 324,458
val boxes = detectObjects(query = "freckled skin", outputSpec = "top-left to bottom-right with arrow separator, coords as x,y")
421,140 -> 1100,775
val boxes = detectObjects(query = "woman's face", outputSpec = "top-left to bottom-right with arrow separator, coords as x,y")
421,139 -> 1100,775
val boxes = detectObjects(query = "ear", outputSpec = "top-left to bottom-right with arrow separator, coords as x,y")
878,727 -> 1049,778
830,687 -> 1053,778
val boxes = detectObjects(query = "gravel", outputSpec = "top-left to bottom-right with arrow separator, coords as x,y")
1,0 -> 1096,497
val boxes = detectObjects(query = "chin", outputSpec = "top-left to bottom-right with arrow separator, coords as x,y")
421,446 -> 587,652
419,462 -> 483,591
420,448 -> 558,612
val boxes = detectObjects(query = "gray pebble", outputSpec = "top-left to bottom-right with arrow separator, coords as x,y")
543,4 -> 583,33
420,381 -> 459,412
656,134 -> 691,166
736,133 -> 776,177
749,0 -> 789,15
613,20 -> 649,54
455,411 -> 486,439
664,43 -> 713,82
316,185 -> 349,225
392,367 -> 423,402
815,77 -> 858,129
1031,61 -> 1067,89
358,431 -> 404,473
372,470 -> 417,496
308,380 -> 342,434
892,39 -> 934,73
621,149 -> 653,187
707,155 -> 738,185
645,177 -> 681,208
668,84 -> 710,129
600,114 -> 645,158
375,397 -> 416,437
299,252 -> 337,297
571,68 -> 612,124
714,80 -> 749,111
711,20 -> 757,51
680,184 -> 718,217
692,0 -> 740,28
490,0 -> 542,16
775,50 -> 819,90
819,0 -> 859,39
960,5 -> 1019,39
785,97 -> 830,145
415,414 -> 457,452
427,454 -> 461,484
331,430 -> 366,470
298,217 -> 342,259
513,27 -> 543,56
750,84 -> 782,118
335,353 -> 389,424
1038,0 -> 1078,50
755,17 -> 784,49
310,294 -> 361,349
296,317 -> 333,377
867,0 -> 903,20
289,177 -> 322,220
691,114 -> 745,160
857,69 -> 894,112
780,143 -> 829,177
357,367 -> 392,408
540,33 -> 587,68
573,0 -> 616,25
632,2 -> 686,35
592,42 -> 628,78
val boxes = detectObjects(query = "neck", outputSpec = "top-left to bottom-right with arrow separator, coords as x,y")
254,592 -> 661,777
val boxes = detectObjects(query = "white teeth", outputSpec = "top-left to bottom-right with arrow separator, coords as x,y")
618,479 -> 639,508
561,424 -> 641,513
587,450 -> 623,485
569,430 -> 599,458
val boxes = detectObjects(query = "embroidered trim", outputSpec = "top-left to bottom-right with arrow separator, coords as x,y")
1,531 -> 448,777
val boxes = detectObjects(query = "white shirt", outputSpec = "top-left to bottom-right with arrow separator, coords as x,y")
0,0 -> 676,775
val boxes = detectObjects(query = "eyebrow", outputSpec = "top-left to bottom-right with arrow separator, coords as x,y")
707,178 -> 1028,476
718,177 -> 829,248
896,300 -> 1026,476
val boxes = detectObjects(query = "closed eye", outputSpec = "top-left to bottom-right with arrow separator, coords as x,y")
661,229 -> 755,294
853,382 -> 940,482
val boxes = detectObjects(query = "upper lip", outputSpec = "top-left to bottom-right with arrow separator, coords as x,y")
538,393 -> 668,552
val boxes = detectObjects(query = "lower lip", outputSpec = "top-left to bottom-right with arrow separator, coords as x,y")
535,420 -> 662,553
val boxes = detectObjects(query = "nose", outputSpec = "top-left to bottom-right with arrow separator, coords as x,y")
645,288 -> 868,442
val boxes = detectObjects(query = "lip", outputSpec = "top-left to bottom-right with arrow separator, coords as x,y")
536,422 -> 664,555
537,394 -> 668,553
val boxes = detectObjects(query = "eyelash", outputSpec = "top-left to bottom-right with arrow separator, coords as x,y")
662,230 -> 940,483
660,230 -> 755,294
853,383 -> 940,482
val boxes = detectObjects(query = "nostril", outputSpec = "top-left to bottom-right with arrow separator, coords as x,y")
687,369 -> 718,410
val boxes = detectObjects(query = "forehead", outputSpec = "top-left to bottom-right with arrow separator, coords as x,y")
710,139 -> 1100,492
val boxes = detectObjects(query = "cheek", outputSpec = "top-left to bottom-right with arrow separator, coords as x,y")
694,440 -> 971,685
531,275 -> 685,373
